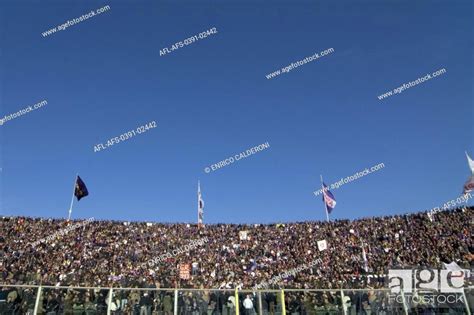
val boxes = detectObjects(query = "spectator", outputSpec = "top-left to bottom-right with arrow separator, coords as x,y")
140,292 -> 153,315
163,292 -> 173,315
242,295 -> 253,315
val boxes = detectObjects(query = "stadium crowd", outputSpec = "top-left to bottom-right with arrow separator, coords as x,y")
0,207 -> 472,314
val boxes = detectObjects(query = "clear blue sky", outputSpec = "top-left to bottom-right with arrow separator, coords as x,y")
0,0 -> 472,223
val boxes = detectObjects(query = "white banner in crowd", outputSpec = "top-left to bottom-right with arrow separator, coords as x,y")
239,230 -> 249,240
317,240 -> 327,251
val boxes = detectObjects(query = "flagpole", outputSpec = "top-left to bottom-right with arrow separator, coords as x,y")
68,174 -> 78,221
197,180 -> 200,226
320,175 -> 329,222
462,151 -> 474,199
360,240 -> 368,272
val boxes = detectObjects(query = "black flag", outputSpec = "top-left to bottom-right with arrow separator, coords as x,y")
74,176 -> 89,201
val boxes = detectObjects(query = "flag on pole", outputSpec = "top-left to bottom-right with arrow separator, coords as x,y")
74,176 -> 89,201
463,176 -> 474,194
198,181 -> 204,225
321,182 -> 336,213
361,244 -> 369,272
463,152 -> 474,194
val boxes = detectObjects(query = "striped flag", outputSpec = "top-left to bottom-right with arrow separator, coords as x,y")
322,182 -> 336,213
198,181 -> 204,225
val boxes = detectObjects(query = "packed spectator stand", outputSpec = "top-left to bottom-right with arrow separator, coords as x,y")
0,207 -> 472,314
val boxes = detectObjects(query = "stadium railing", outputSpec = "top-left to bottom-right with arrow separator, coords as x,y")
0,284 -> 472,314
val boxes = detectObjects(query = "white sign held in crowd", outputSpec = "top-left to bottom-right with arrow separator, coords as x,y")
239,230 -> 249,240
317,240 -> 328,251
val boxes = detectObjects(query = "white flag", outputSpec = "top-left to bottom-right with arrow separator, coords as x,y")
362,246 -> 369,272
427,211 -> 434,222
317,240 -> 327,251
466,152 -> 474,174
443,261 -> 462,272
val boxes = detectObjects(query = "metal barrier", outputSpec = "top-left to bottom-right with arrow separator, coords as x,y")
0,284 -> 472,314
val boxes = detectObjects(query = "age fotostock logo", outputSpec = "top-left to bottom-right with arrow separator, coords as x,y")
388,268 -> 468,293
